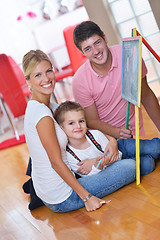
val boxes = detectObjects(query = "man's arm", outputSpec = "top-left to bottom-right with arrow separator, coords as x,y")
141,76 -> 160,131
84,103 -> 132,139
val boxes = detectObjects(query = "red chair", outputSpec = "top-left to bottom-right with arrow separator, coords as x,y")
63,24 -> 87,74
49,25 -> 86,103
47,45 -> 74,82
0,54 -> 31,139
8,56 -> 31,97
54,65 -> 73,82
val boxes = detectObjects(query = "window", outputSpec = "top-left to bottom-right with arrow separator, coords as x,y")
107,0 -> 160,98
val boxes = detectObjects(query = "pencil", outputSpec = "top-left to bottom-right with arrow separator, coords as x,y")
100,200 -> 111,205
96,158 -> 102,169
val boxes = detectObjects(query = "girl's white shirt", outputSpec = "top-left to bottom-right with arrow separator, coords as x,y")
67,130 -> 122,177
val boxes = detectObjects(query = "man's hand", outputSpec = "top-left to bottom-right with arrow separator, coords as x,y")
119,125 -> 133,139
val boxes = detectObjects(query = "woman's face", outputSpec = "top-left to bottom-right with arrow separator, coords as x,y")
28,60 -> 55,96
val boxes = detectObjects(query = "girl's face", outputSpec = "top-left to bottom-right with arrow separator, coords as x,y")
61,110 -> 87,141
28,60 -> 55,97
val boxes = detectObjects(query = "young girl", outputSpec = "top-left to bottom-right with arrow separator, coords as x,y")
54,101 -> 160,177
54,101 -> 122,177
22,49 -> 137,213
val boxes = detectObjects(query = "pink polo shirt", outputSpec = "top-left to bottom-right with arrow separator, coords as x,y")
72,44 -> 147,136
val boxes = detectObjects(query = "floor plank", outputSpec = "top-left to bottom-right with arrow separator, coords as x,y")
0,106 -> 160,239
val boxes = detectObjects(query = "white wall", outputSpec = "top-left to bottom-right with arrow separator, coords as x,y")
0,0 -> 88,66
34,7 -> 88,69
0,0 -> 43,64
83,0 -> 121,45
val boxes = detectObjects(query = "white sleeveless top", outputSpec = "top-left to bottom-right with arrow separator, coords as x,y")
24,100 -> 73,204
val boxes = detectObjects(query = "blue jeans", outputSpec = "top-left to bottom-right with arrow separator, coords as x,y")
44,158 -> 136,212
118,138 -> 160,175
44,138 -> 160,213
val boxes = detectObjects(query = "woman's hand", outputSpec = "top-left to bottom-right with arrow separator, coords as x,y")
77,156 -> 101,175
102,136 -> 119,165
85,195 -> 111,211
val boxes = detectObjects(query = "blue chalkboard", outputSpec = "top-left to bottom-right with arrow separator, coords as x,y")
121,36 -> 142,107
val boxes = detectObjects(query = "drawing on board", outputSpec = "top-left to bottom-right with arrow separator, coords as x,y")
121,36 -> 142,107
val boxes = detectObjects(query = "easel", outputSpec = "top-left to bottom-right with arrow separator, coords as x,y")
122,28 -> 142,185
122,28 -> 160,185
133,28 -> 141,186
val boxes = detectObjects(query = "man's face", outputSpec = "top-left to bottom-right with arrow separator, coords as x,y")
80,34 -> 109,66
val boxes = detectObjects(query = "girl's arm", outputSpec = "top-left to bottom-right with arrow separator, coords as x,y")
77,133 -> 119,173
36,116 -> 106,211
76,156 -> 102,175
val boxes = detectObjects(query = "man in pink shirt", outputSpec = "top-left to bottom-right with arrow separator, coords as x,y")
72,21 -> 160,139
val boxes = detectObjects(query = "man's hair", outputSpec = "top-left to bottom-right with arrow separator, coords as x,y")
73,21 -> 105,51
54,101 -> 85,125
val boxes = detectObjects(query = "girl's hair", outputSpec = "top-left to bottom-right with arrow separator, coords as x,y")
73,21 -> 105,51
22,49 -> 52,80
54,101 -> 85,125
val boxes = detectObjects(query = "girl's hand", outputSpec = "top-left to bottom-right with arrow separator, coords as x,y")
77,156 -> 102,175
84,195 -> 111,211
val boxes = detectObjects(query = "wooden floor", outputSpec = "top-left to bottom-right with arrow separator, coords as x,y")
0,107 -> 160,240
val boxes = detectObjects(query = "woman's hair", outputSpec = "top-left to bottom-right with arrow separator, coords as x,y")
73,21 -> 105,51
54,101 -> 85,125
22,49 -> 52,80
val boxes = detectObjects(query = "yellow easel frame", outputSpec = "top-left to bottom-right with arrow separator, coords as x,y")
132,28 -> 142,185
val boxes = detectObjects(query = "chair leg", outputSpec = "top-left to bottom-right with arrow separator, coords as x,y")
14,124 -> 20,140
0,106 -> 3,135
0,98 -> 19,140
51,92 -> 59,104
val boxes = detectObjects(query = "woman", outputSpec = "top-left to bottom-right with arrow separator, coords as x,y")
22,49 -> 136,213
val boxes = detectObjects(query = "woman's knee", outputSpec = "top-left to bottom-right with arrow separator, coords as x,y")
120,159 -> 136,174
111,159 -> 136,183
113,159 -> 136,186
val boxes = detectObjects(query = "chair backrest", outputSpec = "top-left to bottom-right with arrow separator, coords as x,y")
0,54 -> 27,118
7,56 -> 31,97
63,25 -> 87,74
8,56 -> 26,88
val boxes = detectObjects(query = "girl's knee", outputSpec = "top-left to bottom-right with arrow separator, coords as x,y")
140,155 -> 155,175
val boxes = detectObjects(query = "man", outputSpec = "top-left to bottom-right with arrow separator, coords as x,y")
72,21 -> 160,139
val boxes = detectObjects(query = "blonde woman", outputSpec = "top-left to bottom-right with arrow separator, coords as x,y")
22,49 -> 136,213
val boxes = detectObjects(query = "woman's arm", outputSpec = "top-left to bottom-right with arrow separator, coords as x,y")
103,135 -> 119,163
36,116 -> 106,211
